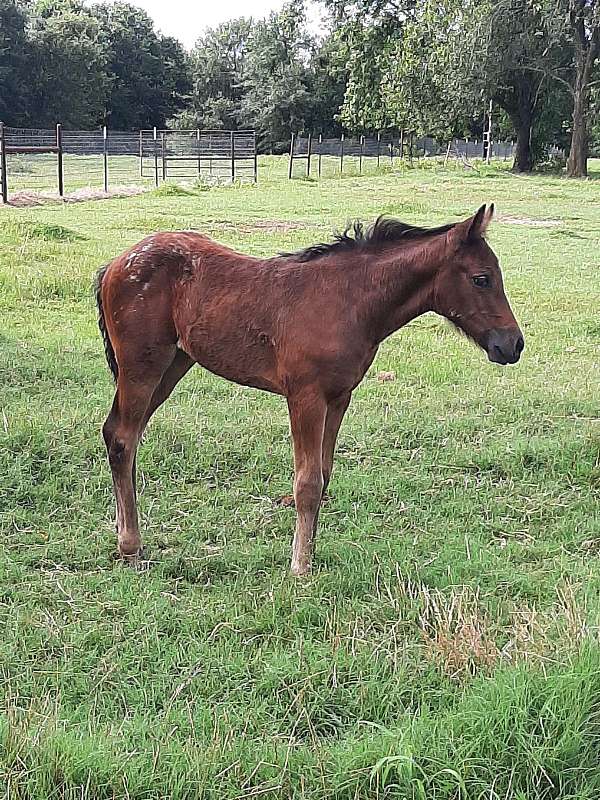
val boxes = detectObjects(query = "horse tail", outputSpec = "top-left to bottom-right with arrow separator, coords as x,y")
95,264 -> 118,382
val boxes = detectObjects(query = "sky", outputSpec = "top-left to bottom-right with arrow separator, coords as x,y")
91,1 -> 328,50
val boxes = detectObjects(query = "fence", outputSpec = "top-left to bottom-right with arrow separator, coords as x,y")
288,132 -> 518,178
0,125 -> 257,203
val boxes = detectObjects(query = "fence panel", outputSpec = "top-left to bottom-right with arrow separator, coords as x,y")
0,125 -> 257,202
288,131 -> 524,179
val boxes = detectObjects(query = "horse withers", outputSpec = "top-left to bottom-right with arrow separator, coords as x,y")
96,204 -> 523,575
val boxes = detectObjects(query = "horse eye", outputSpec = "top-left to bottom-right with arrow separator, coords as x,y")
472,275 -> 490,288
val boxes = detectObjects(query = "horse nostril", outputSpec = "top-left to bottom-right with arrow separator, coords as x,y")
515,336 -> 524,355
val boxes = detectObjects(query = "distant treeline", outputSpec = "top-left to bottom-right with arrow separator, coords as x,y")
1,0 -> 598,176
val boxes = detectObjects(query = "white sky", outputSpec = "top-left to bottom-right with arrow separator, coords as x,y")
90,1 -> 327,50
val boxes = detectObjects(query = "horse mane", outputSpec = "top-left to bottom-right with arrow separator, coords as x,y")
284,216 -> 456,262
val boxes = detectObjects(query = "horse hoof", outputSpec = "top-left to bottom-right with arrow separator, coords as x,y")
290,562 -> 312,578
118,547 -> 148,569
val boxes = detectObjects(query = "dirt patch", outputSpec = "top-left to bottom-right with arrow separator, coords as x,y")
2,185 -> 147,208
497,214 -> 561,227
205,219 -> 312,234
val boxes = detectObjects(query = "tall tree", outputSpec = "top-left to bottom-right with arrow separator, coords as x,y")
0,0 -> 32,125
304,29 -> 348,136
27,0 -> 109,128
559,0 -> 599,176
178,18 -> 254,129
326,0 -> 570,170
463,0 -> 569,172
91,2 -> 189,129
240,2 -> 314,151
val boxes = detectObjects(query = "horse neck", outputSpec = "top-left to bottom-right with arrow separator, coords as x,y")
363,239 -> 445,343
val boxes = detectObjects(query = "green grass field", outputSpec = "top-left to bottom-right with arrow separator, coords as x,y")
1,157 -> 599,799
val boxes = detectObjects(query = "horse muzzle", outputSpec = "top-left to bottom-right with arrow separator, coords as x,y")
486,327 -> 524,365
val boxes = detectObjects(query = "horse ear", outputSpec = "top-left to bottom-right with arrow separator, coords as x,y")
449,204 -> 494,246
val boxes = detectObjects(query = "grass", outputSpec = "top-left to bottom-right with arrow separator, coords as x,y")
0,156 -> 599,799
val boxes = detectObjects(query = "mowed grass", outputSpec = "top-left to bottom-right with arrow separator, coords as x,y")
0,157 -> 599,799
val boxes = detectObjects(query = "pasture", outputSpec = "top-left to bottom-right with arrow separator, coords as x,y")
0,157 -> 599,799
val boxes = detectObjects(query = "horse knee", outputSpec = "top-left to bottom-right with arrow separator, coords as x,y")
102,415 -> 117,451
107,436 -> 129,469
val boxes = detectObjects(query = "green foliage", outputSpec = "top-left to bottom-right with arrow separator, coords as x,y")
178,3 -> 346,148
0,0 -> 32,125
26,0 -> 109,129
175,17 -> 253,130
240,3 -> 314,151
0,0 -> 189,130
93,2 -> 190,129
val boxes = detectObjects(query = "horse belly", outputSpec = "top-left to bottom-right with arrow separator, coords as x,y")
179,322 -> 283,394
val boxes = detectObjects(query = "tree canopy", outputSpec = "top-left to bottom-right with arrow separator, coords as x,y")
0,0 -> 597,173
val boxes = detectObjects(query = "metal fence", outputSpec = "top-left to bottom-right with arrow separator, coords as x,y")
0,124 -> 257,203
288,132 -> 519,178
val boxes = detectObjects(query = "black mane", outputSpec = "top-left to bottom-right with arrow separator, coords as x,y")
283,216 -> 456,262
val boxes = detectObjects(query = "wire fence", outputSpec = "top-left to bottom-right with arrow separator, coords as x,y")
288,132 -> 519,178
0,124 -> 257,203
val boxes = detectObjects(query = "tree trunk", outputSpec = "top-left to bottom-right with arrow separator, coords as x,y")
512,113 -> 534,172
566,85 -> 589,178
564,4 -> 599,179
501,77 -> 537,173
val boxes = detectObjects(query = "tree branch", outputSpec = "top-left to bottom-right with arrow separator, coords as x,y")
518,65 -> 575,97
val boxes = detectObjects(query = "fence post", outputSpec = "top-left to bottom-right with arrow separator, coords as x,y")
409,131 -> 414,163
153,127 -> 159,187
103,126 -> 108,192
444,140 -> 452,166
0,123 -> 7,204
318,134 -> 322,178
306,133 -> 312,178
230,131 -> 235,182
288,132 -> 295,179
376,132 -> 381,168
485,99 -> 493,164
340,133 -> 344,173
161,132 -> 166,181
56,123 -> 63,197
253,131 -> 258,183
399,129 -> 404,159
197,128 -> 201,176
359,135 -> 364,173
139,130 -> 143,177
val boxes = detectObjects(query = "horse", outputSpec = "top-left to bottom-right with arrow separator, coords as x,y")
96,204 -> 524,576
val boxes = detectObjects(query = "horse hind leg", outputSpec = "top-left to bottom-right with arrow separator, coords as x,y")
102,345 -> 177,562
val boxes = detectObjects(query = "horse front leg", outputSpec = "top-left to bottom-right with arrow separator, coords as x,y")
287,389 -> 328,576
321,391 -> 351,497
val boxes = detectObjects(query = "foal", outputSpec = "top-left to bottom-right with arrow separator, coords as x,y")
96,204 -> 523,575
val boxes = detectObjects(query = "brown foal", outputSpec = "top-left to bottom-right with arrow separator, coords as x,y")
96,204 -> 523,575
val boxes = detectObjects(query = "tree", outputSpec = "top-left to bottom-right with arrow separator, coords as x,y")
559,0 -> 599,176
304,30 -> 348,136
91,2 -> 190,129
0,0 -> 32,125
462,0 -> 569,172
326,0 -> 571,171
179,18 -> 254,129
27,0 -> 109,128
240,2 -> 314,151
